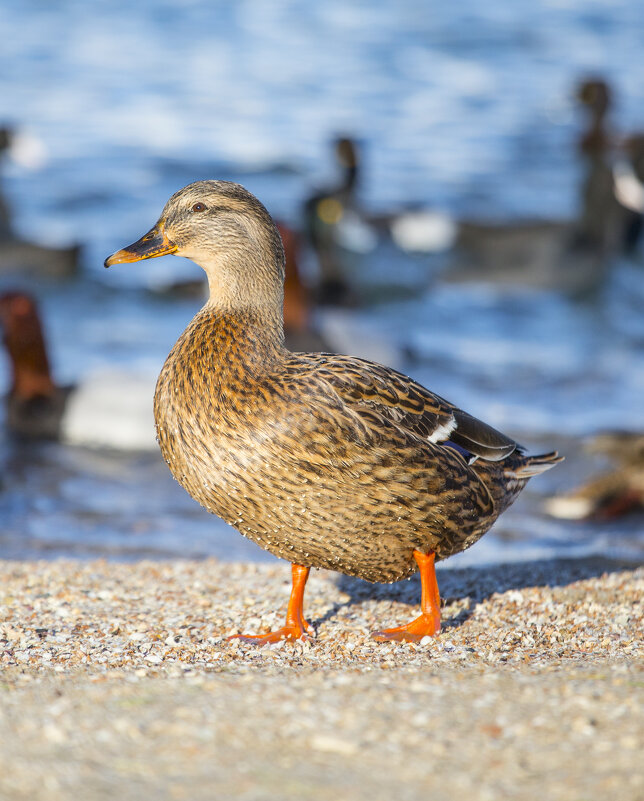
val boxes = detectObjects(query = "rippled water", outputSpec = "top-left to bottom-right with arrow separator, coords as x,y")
0,0 -> 643,564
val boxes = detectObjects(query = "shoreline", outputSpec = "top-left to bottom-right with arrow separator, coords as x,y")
0,556 -> 642,800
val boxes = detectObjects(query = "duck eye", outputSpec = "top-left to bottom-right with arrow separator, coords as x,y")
191,202 -> 206,213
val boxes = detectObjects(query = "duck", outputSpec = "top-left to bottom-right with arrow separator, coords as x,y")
545,432 -> 644,520
0,291 -> 157,450
0,238 -> 82,281
303,137 -> 454,305
576,77 -> 613,157
105,180 -> 563,644
447,218 -> 609,295
303,136 -> 366,305
446,78 -> 629,295
0,127 -> 81,280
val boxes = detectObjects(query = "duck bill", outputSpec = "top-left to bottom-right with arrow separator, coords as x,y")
104,223 -> 177,267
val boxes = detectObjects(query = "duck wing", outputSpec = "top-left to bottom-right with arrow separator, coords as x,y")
303,353 -> 517,462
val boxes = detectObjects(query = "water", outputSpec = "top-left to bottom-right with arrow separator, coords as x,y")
0,0 -> 643,565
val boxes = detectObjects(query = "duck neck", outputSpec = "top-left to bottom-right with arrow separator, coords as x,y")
588,113 -> 607,140
198,239 -> 287,355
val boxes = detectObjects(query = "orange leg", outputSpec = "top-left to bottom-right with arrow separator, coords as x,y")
229,564 -> 312,646
371,550 -> 441,642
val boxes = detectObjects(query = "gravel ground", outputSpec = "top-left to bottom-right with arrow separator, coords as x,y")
0,556 -> 642,801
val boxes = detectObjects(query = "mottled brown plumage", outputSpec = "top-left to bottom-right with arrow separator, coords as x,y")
105,180 -> 562,641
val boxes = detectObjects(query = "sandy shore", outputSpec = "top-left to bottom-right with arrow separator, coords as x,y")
0,556 -> 642,800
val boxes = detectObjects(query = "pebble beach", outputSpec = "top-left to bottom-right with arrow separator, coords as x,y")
0,556 -> 642,800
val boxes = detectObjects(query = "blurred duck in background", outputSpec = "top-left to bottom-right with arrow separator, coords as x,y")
305,80 -> 644,304
447,77 -> 633,296
575,78 -> 621,253
0,127 -> 81,280
0,291 -> 156,450
303,136 -> 365,305
577,77 -> 612,156
574,79 -> 644,254
303,136 -> 455,305
545,433 -> 644,520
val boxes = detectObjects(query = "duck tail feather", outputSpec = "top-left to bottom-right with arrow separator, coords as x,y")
509,451 -> 564,478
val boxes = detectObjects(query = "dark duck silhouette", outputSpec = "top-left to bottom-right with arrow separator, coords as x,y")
447,78 -> 627,294
575,79 -> 644,258
577,78 -> 612,156
105,180 -> 562,644
303,136 -> 362,305
303,137 -> 455,305
0,127 -> 81,280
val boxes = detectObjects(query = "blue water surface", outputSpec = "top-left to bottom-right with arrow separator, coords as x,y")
0,0 -> 643,565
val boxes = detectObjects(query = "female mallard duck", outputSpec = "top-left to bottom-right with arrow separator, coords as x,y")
105,180 -> 562,644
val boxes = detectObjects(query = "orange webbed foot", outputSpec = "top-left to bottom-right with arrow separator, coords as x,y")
371,550 -> 442,643
371,611 -> 441,642
229,619 -> 313,646
228,563 -> 312,647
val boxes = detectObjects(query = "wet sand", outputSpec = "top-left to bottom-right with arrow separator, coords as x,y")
0,556 -> 642,800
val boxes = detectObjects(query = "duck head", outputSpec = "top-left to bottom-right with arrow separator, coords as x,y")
576,78 -> 613,155
577,78 -> 611,121
105,181 -> 286,313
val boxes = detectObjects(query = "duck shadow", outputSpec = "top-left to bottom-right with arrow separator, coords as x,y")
318,555 -> 640,630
